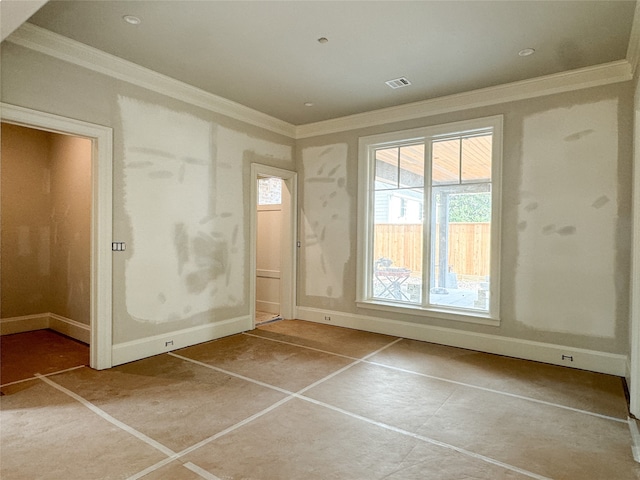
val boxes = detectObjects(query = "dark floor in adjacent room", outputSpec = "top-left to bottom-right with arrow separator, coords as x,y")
1,320 -> 638,479
0,329 -> 89,385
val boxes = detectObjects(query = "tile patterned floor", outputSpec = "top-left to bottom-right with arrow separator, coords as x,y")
1,320 -> 638,479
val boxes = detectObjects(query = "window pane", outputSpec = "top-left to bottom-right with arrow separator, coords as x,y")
375,147 -> 398,189
372,189 -> 423,303
258,177 -> 282,205
461,134 -> 492,183
429,187 -> 491,312
399,144 -> 424,188
432,139 -> 460,185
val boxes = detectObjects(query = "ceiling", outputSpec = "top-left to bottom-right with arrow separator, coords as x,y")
18,1 -> 639,125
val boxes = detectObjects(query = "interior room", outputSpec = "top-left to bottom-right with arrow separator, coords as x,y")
1,1 -> 640,478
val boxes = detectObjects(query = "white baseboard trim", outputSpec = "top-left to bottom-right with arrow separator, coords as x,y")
296,306 -> 627,377
111,315 -> 252,366
0,314 -> 50,335
256,300 -> 280,315
0,313 -> 90,344
49,313 -> 91,344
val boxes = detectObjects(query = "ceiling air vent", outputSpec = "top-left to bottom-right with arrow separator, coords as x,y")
385,77 -> 411,89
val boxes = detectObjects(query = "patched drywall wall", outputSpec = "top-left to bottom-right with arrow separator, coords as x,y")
1,43 -> 295,347
515,100 -> 618,338
300,144 -> 350,299
116,97 -> 293,338
119,96 -> 225,323
295,82 -> 632,356
2,40 -> 632,361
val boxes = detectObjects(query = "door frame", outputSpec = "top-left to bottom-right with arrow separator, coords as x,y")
250,164 -> 297,326
1,103 -> 113,369
631,104 -> 640,418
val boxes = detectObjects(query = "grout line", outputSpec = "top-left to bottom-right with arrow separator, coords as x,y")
1,364 -> 86,388
176,395 -> 295,458
365,360 -> 628,424
126,457 -> 179,480
183,462 -> 224,480
242,331 -> 360,360
36,374 -> 178,458
169,340 -> 397,456
243,329 -> 625,424
132,352 -> 300,478
170,336 -> 402,399
72,330 -> 612,480
129,396 -> 298,479
170,339 -> 550,480
296,337 -> 403,395
168,352 -> 292,395
298,394 -> 552,480
8,332 -> 552,480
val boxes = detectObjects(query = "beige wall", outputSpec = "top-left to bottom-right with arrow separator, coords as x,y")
296,82 -> 633,356
1,123 -> 52,317
1,37 -> 633,361
49,134 -> 92,323
1,123 -> 92,324
1,42 -> 296,345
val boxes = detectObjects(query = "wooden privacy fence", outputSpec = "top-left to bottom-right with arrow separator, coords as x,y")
374,223 -> 490,277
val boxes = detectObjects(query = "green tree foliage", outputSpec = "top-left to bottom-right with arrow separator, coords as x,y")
448,192 -> 491,222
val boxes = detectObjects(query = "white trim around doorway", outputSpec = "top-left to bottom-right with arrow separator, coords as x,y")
630,103 -> 640,418
250,164 -> 297,328
1,103 -> 113,370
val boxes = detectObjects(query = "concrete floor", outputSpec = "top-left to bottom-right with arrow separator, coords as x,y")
1,321 -> 638,479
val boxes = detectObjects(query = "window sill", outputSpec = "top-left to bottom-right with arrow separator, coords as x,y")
356,300 -> 500,327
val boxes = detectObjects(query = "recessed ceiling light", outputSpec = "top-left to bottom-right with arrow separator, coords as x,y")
304,102 -> 314,107
123,15 -> 141,25
317,37 -> 329,44
518,48 -> 535,57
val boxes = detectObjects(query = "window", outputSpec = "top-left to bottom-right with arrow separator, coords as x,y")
258,176 -> 282,205
357,116 -> 502,324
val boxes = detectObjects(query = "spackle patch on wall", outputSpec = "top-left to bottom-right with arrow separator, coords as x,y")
302,144 -> 350,298
214,125 -> 292,300
515,99 -> 618,338
119,97 -> 242,323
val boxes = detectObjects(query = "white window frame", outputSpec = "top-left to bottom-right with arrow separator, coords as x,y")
356,115 -> 503,326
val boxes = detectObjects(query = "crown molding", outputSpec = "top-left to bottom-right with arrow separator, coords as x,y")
295,60 -> 632,139
6,23 -> 297,138
627,0 -> 640,78
6,23 -> 634,142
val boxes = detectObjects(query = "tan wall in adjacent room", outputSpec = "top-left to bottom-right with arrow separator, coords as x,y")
1,123 -> 91,324
49,133 -> 92,324
1,123 -> 52,317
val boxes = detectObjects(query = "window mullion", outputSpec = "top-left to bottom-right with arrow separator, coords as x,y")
422,139 -> 433,307
365,146 -> 377,300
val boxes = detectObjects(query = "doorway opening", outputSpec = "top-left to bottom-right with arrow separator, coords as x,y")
250,164 -> 297,329
0,104 -> 113,370
256,176 -> 284,325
